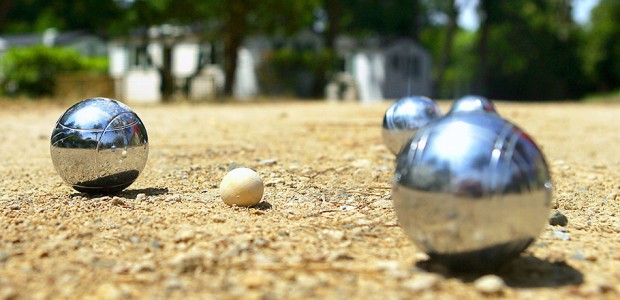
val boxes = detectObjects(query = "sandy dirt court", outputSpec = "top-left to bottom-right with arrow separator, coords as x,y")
0,100 -> 619,299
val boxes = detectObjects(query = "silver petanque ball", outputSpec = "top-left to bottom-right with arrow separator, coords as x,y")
382,96 -> 443,155
392,112 -> 552,271
50,97 -> 149,194
448,95 -> 497,115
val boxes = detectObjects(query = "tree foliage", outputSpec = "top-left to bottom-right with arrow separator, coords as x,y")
258,48 -> 336,98
105,0 -> 319,97
3,0 -> 122,34
475,0 -> 584,100
582,0 -> 620,92
338,0 -> 425,39
190,0 -> 320,94
1,46 -> 107,97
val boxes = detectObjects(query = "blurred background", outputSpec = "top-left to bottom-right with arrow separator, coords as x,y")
0,0 -> 617,103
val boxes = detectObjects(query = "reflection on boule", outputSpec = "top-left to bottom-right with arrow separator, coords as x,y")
448,95 -> 497,115
382,96 -> 443,155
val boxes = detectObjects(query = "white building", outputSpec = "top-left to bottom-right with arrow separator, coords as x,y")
108,26 -> 433,103
108,25 -> 266,104
328,37 -> 433,103
108,25 -> 220,104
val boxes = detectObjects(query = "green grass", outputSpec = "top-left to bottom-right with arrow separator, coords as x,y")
582,89 -> 620,103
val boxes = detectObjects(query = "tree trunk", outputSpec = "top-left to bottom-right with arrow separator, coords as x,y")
411,0 -> 419,42
434,0 -> 458,97
159,43 -> 174,101
223,35 -> 242,96
222,1 -> 250,96
0,0 -> 13,31
475,0 -> 490,95
325,0 -> 341,49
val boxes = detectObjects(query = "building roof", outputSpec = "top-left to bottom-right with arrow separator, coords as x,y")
110,24 -> 206,45
54,31 -> 103,45
0,30 -> 105,49
0,33 -> 41,48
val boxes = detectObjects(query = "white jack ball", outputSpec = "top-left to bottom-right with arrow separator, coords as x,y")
220,168 -> 264,207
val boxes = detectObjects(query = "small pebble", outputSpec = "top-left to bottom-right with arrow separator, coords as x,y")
322,230 -> 345,241
375,260 -> 407,279
226,162 -> 240,172
93,283 -> 125,299
166,278 -> 184,290
174,229 -> 196,243
402,273 -> 441,292
166,195 -> 182,202
0,250 -> 10,262
131,261 -> 155,273
474,274 -> 505,294
326,251 -> 353,261
351,159 -> 371,168
370,199 -> 392,209
151,239 -> 162,249
375,260 -> 400,272
243,272 -> 271,288
212,215 -> 226,223
136,193 -> 146,201
570,252 -> 586,260
169,251 -> 205,274
264,178 -> 284,187
111,197 -> 125,206
340,205 -> 356,211
549,210 -> 568,226
258,159 -> 277,166
553,230 -> 570,241
111,264 -> 130,274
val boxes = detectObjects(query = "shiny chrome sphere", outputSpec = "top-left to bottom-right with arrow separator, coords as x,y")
50,97 -> 149,194
392,112 -> 552,271
448,95 -> 497,115
382,96 -> 443,155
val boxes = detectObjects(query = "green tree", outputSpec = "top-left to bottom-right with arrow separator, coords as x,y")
194,0 -> 319,95
336,0 -> 424,39
2,0 -> 122,34
1,46 -> 107,97
110,0 -> 318,98
317,0 -> 427,47
583,0 -> 620,92
0,0 -> 14,32
420,0 -> 460,98
475,0 -> 584,100
103,0 -> 204,101
422,26 -> 477,98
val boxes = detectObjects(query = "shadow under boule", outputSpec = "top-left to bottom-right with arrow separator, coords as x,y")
417,254 -> 583,288
69,187 -> 169,199
251,201 -> 272,210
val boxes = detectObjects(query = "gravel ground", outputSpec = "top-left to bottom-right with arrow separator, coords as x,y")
0,100 -> 619,299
